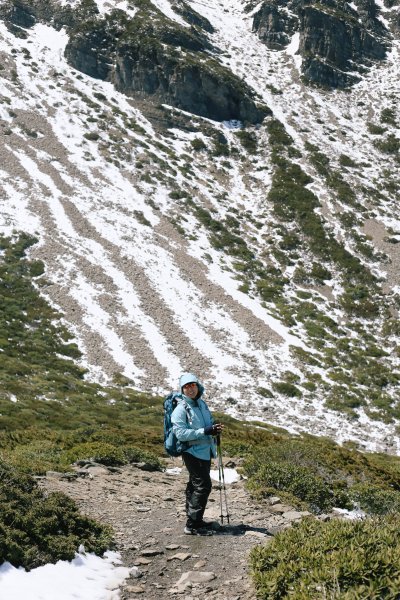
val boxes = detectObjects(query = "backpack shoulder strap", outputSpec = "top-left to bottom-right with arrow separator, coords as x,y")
181,399 -> 194,425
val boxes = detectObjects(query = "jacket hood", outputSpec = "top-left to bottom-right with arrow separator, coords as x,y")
179,372 -> 204,399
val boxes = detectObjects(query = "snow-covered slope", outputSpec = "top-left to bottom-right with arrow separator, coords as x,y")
0,0 -> 399,452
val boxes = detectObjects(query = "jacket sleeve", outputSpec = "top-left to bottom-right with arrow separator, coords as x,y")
171,404 -> 209,442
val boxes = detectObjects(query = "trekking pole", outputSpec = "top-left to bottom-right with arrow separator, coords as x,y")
217,435 -> 224,523
216,434 -> 230,524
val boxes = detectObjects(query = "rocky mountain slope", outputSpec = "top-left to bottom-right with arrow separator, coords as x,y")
0,0 -> 400,452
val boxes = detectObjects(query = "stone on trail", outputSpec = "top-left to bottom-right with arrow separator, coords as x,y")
133,557 -> 152,565
268,496 -> 281,505
165,544 -> 181,550
175,571 -> 216,588
141,548 -> 164,556
282,510 -> 311,521
244,530 -> 270,539
193,560 -> 207,569
125,584 -> 146,594
167,552 -> 192,561
129,566 -> 143,578
268,503 -> 293,514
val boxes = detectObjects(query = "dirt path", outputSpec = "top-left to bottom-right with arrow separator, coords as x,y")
40,459 -> 309,599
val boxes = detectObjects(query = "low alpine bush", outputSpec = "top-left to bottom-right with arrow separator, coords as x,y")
0,459 -> 113,570
250,516 -> 400,599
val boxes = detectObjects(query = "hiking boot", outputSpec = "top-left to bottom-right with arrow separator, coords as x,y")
184,526 -> 213,536
197,520 -> 214,529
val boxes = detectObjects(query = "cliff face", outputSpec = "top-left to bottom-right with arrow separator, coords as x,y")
252,0 -> 298,50
113,46 -> 266,123
300,1 -> 388,87
252,0 -> 389,88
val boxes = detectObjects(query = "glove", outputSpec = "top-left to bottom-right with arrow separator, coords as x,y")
204,423 -> 222,436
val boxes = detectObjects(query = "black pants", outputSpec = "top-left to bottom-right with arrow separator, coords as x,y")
182,451 -> 212,527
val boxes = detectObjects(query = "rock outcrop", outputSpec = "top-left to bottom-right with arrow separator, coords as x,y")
112,43 -> 266,123
64,4 -> 267,124
252,0 -> 389,88
252,0 -> 298,50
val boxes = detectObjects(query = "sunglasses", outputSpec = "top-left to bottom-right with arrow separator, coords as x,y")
183,382 -> 197,388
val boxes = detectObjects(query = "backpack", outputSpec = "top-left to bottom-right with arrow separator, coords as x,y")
163,392 -> 191,457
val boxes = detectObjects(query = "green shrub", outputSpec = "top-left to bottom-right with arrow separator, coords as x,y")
83,131 -> 100,141
375,134 -> 400,154
0,459 -> 113,569
272,382 -> 302,397
190,137 -> 207,151
339,153 -> 357,168
257,387 -> 274,398
380,108 -> 397,127
2,440 -> 67,475
368,122 -> 386,135
245,459 -> 334,512
250,516 -> 400,599
63,442 -> 126,466
350,483 -> 400,515
124,446 -> 163,470
234,130 -> 257,153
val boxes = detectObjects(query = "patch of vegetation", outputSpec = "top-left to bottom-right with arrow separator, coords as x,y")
190,137 -> 207,151
375,133 -> 400,155
234,129 -> 258,153
243,433 -> 400,514
0,458 -> 113,570
251,516 -> 400,599
367,122 -> 386,135
339,153 -> 357,168
380,107 -> 398,127
83,131 -> 100,141
272,382 -> 302,398
133,210 -> 151,227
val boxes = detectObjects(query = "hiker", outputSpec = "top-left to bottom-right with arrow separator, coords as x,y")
171,372 -> 224,535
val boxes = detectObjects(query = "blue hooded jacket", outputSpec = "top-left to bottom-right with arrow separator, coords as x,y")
171,373 -> 216,460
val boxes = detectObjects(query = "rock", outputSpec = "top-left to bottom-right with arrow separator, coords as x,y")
136,506 -> 151,512
134,558 -> 152,565
244,530 -> 269,539
253,1 -> 298,50
129,566 -> 143,578
253,0 -> 389,88
135,462 -> 160,472
193,560 -> 207,569
268,496 -> 281,505
166,544 -> 181,550
141,548 -> 164,556
318,514 -> 332,522
46,471 -> 66,479
167,552 -> 192,561
75,469 -> 91,478
125,585 -> 146,594
299,1 -> 388,88
268,503 -> 293,514
84,465 -> 110,476
282,510 -> 310,521
171,571 -> 217,594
